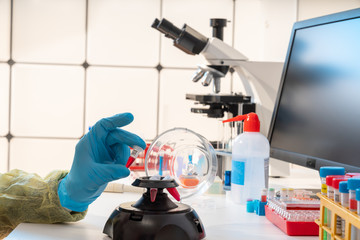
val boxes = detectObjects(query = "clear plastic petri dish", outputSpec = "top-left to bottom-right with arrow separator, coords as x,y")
145,128 -> 217,199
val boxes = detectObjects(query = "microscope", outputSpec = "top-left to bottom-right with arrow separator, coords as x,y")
152,18 -> 290,177
152,18 -> 255,120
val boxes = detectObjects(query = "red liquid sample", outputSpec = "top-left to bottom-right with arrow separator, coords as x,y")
126,156 -> 135,168
150,188 -> 158,202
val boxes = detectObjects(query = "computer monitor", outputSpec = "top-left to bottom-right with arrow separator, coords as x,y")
268,8 -> 360,172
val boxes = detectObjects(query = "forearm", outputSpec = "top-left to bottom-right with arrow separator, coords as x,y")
0,169 -> 87,238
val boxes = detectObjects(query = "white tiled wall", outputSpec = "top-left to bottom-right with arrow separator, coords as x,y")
11,64 -> 84,137
0,0 -> 10,61
0,64 -> 9,136
0,138 -> 7,173
87,0 -> 161,66
298,0 -> 360,21
86,66 -> 158,140
9,138 -> 77,177
234,0 -> 297,62
12,0 -> 86,64
0,0 -> 359,174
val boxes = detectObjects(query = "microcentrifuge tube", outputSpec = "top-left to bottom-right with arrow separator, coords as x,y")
126,145 -> 144,168
280,188 -> 287,201
261,189 -> 267,202
162,175 -> 181,201
150,188 -> 158,202
268,188 -> 275,200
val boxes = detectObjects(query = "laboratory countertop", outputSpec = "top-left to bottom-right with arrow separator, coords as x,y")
7,191 -> 318,240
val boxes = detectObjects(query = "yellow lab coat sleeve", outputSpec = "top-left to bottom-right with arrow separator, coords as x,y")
0,169 -> 87,238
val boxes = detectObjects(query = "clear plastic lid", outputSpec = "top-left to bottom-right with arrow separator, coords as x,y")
145,128 -> 217,199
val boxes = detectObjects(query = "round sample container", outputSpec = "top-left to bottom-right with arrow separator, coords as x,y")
145,128 -> 217,199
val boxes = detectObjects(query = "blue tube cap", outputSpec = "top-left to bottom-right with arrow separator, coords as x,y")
339,181 -> 349,193
347,178 -> 360,190
224,171 -> 231,187
257,201 -> 267,216
356,189 -> 360,201
246,199 -> 255,213
319,166 -> 345,178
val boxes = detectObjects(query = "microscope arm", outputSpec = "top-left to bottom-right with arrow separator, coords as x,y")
201,37 -> 248,64
200,38 -> 283,110
200,38 -> 284,134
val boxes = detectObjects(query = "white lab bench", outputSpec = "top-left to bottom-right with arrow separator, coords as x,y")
7,165 -> 320,240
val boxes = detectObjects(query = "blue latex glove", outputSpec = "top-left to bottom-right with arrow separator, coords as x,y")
58,113 -> 146,212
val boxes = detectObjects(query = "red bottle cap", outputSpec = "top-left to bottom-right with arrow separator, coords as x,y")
222,112 -> 260,132
332,177 -> 349,189
326,175 -> 345,186
346,173 -> 360,177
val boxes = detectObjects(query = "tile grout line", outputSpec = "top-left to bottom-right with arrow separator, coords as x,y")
9,61 -> 196,70
7,0 -> 14,172
84,0 -> 89,61
82,0 -> 89,137
8,136 -> 82,140
155,0 -> 163,137
82,69 -> 87,138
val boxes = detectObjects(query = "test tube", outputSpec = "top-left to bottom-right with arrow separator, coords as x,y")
357,188 -> 360,240
333,178 -> 348,202
332,178 -> 349,236
319,167 -> 345,240
261,189 -> 267,202
268,188 -> 275,200
126,145 -> 145,168
288,188 -> 294,201
159,153 -> 164,176
347,178 -> 360,240
356,188 -> 360,216
223,170 -> 231,191
326,175 -> 345,236
340,181 -> 349,238
348,178 -> 360,211
246,199 -> 255,213
280,188 -> 287,201
162,175 -> 181,201
326,175 -> 344,200
320,167 -> 345,195
294,189 -> 304,199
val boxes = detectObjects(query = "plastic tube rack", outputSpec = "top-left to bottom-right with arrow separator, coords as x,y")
315,193 -> 360,240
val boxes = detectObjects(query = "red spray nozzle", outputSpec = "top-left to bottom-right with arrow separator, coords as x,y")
222,112 -> 260,132
222,115 -> 247,123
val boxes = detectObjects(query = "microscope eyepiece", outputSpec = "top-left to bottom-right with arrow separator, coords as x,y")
151,18 -> 208,55
152,18 -> 182,40
151,18 -> 160,29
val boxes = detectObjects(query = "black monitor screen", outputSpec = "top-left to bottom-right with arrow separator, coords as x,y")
269,9 -> 360,171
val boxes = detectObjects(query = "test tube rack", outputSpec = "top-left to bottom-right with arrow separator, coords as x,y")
265,205 -> 319,236
315,193 -> 360,240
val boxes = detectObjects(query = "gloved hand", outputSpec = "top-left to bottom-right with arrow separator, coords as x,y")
58,113 -> 146,212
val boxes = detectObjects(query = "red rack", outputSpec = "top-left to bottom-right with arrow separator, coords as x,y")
265,205 -> 319,236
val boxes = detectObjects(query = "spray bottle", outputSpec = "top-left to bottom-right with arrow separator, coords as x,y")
223,112 -> 270,204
